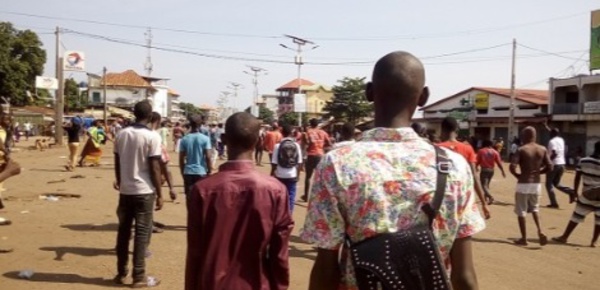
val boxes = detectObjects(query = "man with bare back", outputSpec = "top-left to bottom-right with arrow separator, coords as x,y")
509,126 -> 553,246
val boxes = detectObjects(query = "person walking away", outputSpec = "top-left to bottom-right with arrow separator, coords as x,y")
186,112 -> 294,290
254,125 -> 266,166
78,120 -> 106,167
509,126 -> 553,246
438,116 -> 491,218
553,140 -> 600,247
271,124 -> 303,213
299,118 -> 332,202
332,122 -> 356,149
545,127 -> 566,209
64,118 -> 82,171
179,115 -> 212,205
494,137 -> 504,154
263,123 -> 282,162
113,100 -> 164,287
476,140 -> 506,204
173,122 -> 183,153
216,123 -> 225,159
302,51 -> 485,290
23,121 -> 32,141
158,121 -> 169,149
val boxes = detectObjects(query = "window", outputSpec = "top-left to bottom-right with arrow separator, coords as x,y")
92,92 -> 101,103
477,109 -> 488,114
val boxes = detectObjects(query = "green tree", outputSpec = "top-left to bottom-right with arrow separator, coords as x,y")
179,102 -> 203,117
258,106 -> 275,123
0,22 -> 47,106
64,78 -> 83,112
323,77 -> 373,124
278,112 -> 307,127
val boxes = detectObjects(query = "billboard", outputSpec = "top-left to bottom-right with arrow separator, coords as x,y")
591,10 -> 600,71
293,93 -> 306,113
63,51 -> 85,71
474,93 -> 489,109
35,76 -> 59,90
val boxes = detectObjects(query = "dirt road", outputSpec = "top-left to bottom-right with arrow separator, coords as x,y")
0,139 -> 598,289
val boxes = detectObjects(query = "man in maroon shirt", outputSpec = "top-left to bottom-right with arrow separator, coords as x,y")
185,112 -> 294,290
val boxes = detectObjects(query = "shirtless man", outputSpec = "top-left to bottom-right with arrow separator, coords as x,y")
509,126 -> 553,246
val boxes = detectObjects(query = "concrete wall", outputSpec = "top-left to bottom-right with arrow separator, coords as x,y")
88,88 -> 146,105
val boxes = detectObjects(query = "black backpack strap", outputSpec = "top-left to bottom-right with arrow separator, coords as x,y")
422,145 -> 451,227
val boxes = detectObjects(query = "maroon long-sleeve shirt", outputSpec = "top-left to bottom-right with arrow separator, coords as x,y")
185,160 -> 294,290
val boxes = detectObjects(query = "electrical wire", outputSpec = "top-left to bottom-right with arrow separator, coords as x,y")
517,43 -> 585,61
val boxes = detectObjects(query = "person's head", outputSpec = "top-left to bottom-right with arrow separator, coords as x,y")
133,100 -> 153,123
512,136 -> 519,144
340,122 -> 355,141
217,123 -> 223,128
150,112 -> 162,129
440,117 -> 459,136
366,51 -> 429,127
281,123 -> 293,137
309,118 -> 319,128
271,122 -> 279,131
411,122 -> 426,137
188,114 -> 204,131
550,128 -> 560,138
222,112 -> 261,157
520,126 -> 537,143
482,140 -> 494,148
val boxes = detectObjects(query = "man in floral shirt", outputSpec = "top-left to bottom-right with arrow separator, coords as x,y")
301,51 -> 485,290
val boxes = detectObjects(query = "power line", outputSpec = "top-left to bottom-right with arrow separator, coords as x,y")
0,10 -> 587,42
517,43 -> 585,61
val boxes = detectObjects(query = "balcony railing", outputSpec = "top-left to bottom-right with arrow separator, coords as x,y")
552,103 -> 580,115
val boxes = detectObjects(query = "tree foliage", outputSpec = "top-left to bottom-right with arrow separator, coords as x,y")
0,22 -> 47,106
64,78 -> 87,112
278,112 -> 308,127
258,106 -> 275,123
179,102 -> 203,117
323,77 -> 373,124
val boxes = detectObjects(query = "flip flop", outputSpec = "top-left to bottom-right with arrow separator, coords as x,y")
513,239 -> 528,246
551,237 -> 567,244
539,234 -> 548,246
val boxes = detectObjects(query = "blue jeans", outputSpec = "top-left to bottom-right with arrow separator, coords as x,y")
277,178 -> 297,213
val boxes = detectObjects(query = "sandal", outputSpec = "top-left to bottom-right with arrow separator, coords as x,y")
539,234 -> 548,246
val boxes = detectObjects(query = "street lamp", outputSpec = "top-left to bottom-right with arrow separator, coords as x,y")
280,35 -> 318,126
243,65 -> 268,118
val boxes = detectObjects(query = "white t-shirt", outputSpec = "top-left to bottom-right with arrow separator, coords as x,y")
114,125 -> 162,195
548,136 -> 566,165
271,139 -> 303,179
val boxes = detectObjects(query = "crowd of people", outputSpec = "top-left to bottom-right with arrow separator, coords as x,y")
0,51 -> 598,290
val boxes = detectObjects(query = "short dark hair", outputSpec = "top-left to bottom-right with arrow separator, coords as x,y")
225,112 -> 260,150
188,114 -> 204,128
309,118 -> 319,128
482,139 -> 494,147
150,112 -> 161,124
550,128 -> 560,137
281,123 -> 293,136
134,100 -> 153,121
411,122 -> 426,136
441,117 -> 459,133
341,122 -> 355,139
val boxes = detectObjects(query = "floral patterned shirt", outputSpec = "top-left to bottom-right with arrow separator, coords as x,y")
300,127 -> 486,289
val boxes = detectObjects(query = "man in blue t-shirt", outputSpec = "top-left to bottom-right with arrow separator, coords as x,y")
179,115 -> 212,206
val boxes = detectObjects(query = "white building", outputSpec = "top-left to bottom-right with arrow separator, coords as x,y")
421,87 -> 548,143
549,74 -> 600,156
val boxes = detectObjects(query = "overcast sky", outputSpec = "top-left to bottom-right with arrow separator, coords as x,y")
2,0 -> 598,112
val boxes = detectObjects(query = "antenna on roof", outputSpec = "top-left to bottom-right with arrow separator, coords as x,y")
144,27 -> 153,76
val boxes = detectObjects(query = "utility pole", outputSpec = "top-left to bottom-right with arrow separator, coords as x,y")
144,27 -> 153,76
103,67 -> 108,126
55,26 -> 65,145
244,66 -> 267,117
507,38 -> 517,160
281,35 -> 318,126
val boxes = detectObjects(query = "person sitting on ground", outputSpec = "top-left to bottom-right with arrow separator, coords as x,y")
438,116 -> 490,218
509,126 -> 553,246
553,141 -> 600,247
301,51 -> 485,290
186,112 -> 294,290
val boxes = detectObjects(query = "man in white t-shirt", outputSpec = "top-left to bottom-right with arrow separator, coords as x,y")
546,128 -> 566,209
271,123 -> 303,213
113,100 -> 164,287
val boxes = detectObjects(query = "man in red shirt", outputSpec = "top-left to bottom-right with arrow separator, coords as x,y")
438,117 -> 490,218
300,118 -> 332,202
263,123 -> 282,162
186,112 -> 294,290
477,140 -> 506,204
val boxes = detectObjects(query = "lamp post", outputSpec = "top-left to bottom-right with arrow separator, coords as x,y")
244,66 -> 267,117
280,35 -> 318,126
